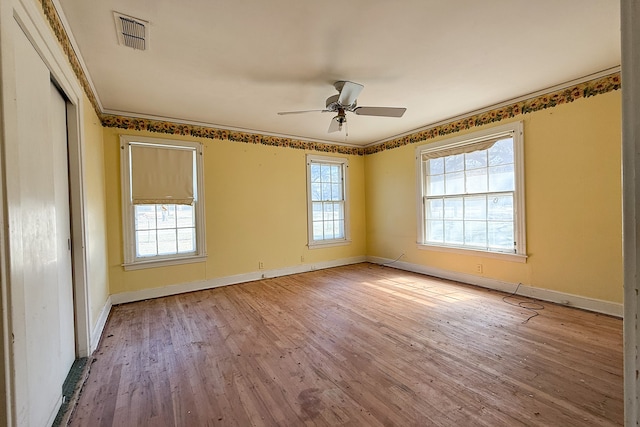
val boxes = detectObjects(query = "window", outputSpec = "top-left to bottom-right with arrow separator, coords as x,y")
417,122 -> 526,260
306,155 -> 350,247
120,135 -> 206,269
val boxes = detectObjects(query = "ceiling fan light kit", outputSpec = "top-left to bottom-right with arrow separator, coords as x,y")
278,81 -> 407,134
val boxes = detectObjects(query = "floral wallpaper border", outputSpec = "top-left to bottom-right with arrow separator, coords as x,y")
42,0 -> 620,157
40,0 -> 102,118
365,72 -> 621,155
101,115 -> 364,155
103,73 -> 620,156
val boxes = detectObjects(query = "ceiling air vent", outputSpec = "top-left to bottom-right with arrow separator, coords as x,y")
113,12 -> 148,51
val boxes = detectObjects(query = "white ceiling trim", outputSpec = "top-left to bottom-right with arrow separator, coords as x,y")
51,0 -> 104,112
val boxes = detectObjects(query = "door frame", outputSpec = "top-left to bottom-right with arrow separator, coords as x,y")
0,0 -> 92,424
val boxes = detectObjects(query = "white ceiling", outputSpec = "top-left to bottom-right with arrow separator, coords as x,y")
57,0 -> 620,147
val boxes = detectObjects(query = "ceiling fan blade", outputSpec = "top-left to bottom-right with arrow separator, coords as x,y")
337,81 -> 364,106
353,106 -> 407,117
328,117 -> 341,133
277,109 -> 329,115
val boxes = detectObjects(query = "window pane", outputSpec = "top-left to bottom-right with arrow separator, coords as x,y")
444,220 -> 463,245
177,228 -> 195,253
176,204 -> 195,227
313,222 -> 324,240
321,202 -> 333,220
464,195 -> 487,220
465,149 -> 487,170
488,221 -> 514,250
445,154 -> 464,172
426,220 -> 444,243
310,164 -> 321,182
312,202 -> 323,221
331,165 -> 341,182
320,164 -> 331,181
428,174 -> 444,196
331,184 -> 342,201
321,183 -> 332,200
488,194 -> 514,221
465,168 -> 488,193
428,158 -> 444,175
157,229 -> 177,255
335,202 -> 344,220
311,183 -> 322,201
444,198 -> 463,219
464,221 -> 487,247
489,164 -> 515,192
134,205 -> 156,230
426,198 -> 443,219
330,203 -> 336,220
136,230 -> 157,257
445,172 -> 464,194
157,205 -> 176,229
334,220 -> 345,239
324,220 -> 335,239
488,138 -> 514,166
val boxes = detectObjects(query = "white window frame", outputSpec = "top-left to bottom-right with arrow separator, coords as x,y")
306,154 -> 351,248
416,121 -> 527,262
120,135 -> 206,270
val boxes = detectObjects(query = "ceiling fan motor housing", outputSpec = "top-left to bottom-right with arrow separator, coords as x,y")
326,94 -> 356,111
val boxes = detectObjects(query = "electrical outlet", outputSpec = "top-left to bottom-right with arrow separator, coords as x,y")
301,255 -> 305,262
258,261 -> 264,269
475,263 -> 483,273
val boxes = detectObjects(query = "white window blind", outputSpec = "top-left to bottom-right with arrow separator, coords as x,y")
130,144 -> 194,205
420,136 -> 504,161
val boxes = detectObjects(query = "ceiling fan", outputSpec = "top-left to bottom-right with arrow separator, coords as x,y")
277,81 -> 407,133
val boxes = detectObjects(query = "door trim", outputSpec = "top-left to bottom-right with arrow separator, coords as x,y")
0,0 -> 92,424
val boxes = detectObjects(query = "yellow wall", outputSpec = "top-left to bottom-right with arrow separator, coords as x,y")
82,93 -> 110,327
103,128 -> 367,295
365,91 -> 622,303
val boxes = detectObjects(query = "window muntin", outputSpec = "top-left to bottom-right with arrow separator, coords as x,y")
417,122 -> 525,257
307,155 -> 349,247
121,136 -> 206,269
134,204 -> 196,257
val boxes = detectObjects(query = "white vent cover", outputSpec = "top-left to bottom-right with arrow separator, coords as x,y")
113,12 -> 148,50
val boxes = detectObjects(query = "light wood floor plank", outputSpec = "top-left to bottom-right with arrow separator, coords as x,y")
69,263 -> 622,426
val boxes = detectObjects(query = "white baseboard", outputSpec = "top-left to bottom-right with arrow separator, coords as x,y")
367,256 -> 623,318
90,296 -> 112,353
111,256 -> 368,305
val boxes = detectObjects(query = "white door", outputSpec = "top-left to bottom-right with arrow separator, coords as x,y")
51,82 -> 76,379
11,20 -> 76,426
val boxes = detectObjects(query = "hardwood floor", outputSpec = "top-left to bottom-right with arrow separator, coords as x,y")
69,263 -> 623,426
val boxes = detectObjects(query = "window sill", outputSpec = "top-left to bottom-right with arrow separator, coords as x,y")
122,254 -> 207,271
308,239 -> 352,250
417,243 -> 528,263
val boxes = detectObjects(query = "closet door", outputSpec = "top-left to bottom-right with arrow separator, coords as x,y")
51,81 -> 76,385
12,19 -> 76,426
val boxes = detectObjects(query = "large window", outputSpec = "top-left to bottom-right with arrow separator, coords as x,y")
417,122 -> 526,260
120,135 -> 206,269
306,155 -> 350,247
